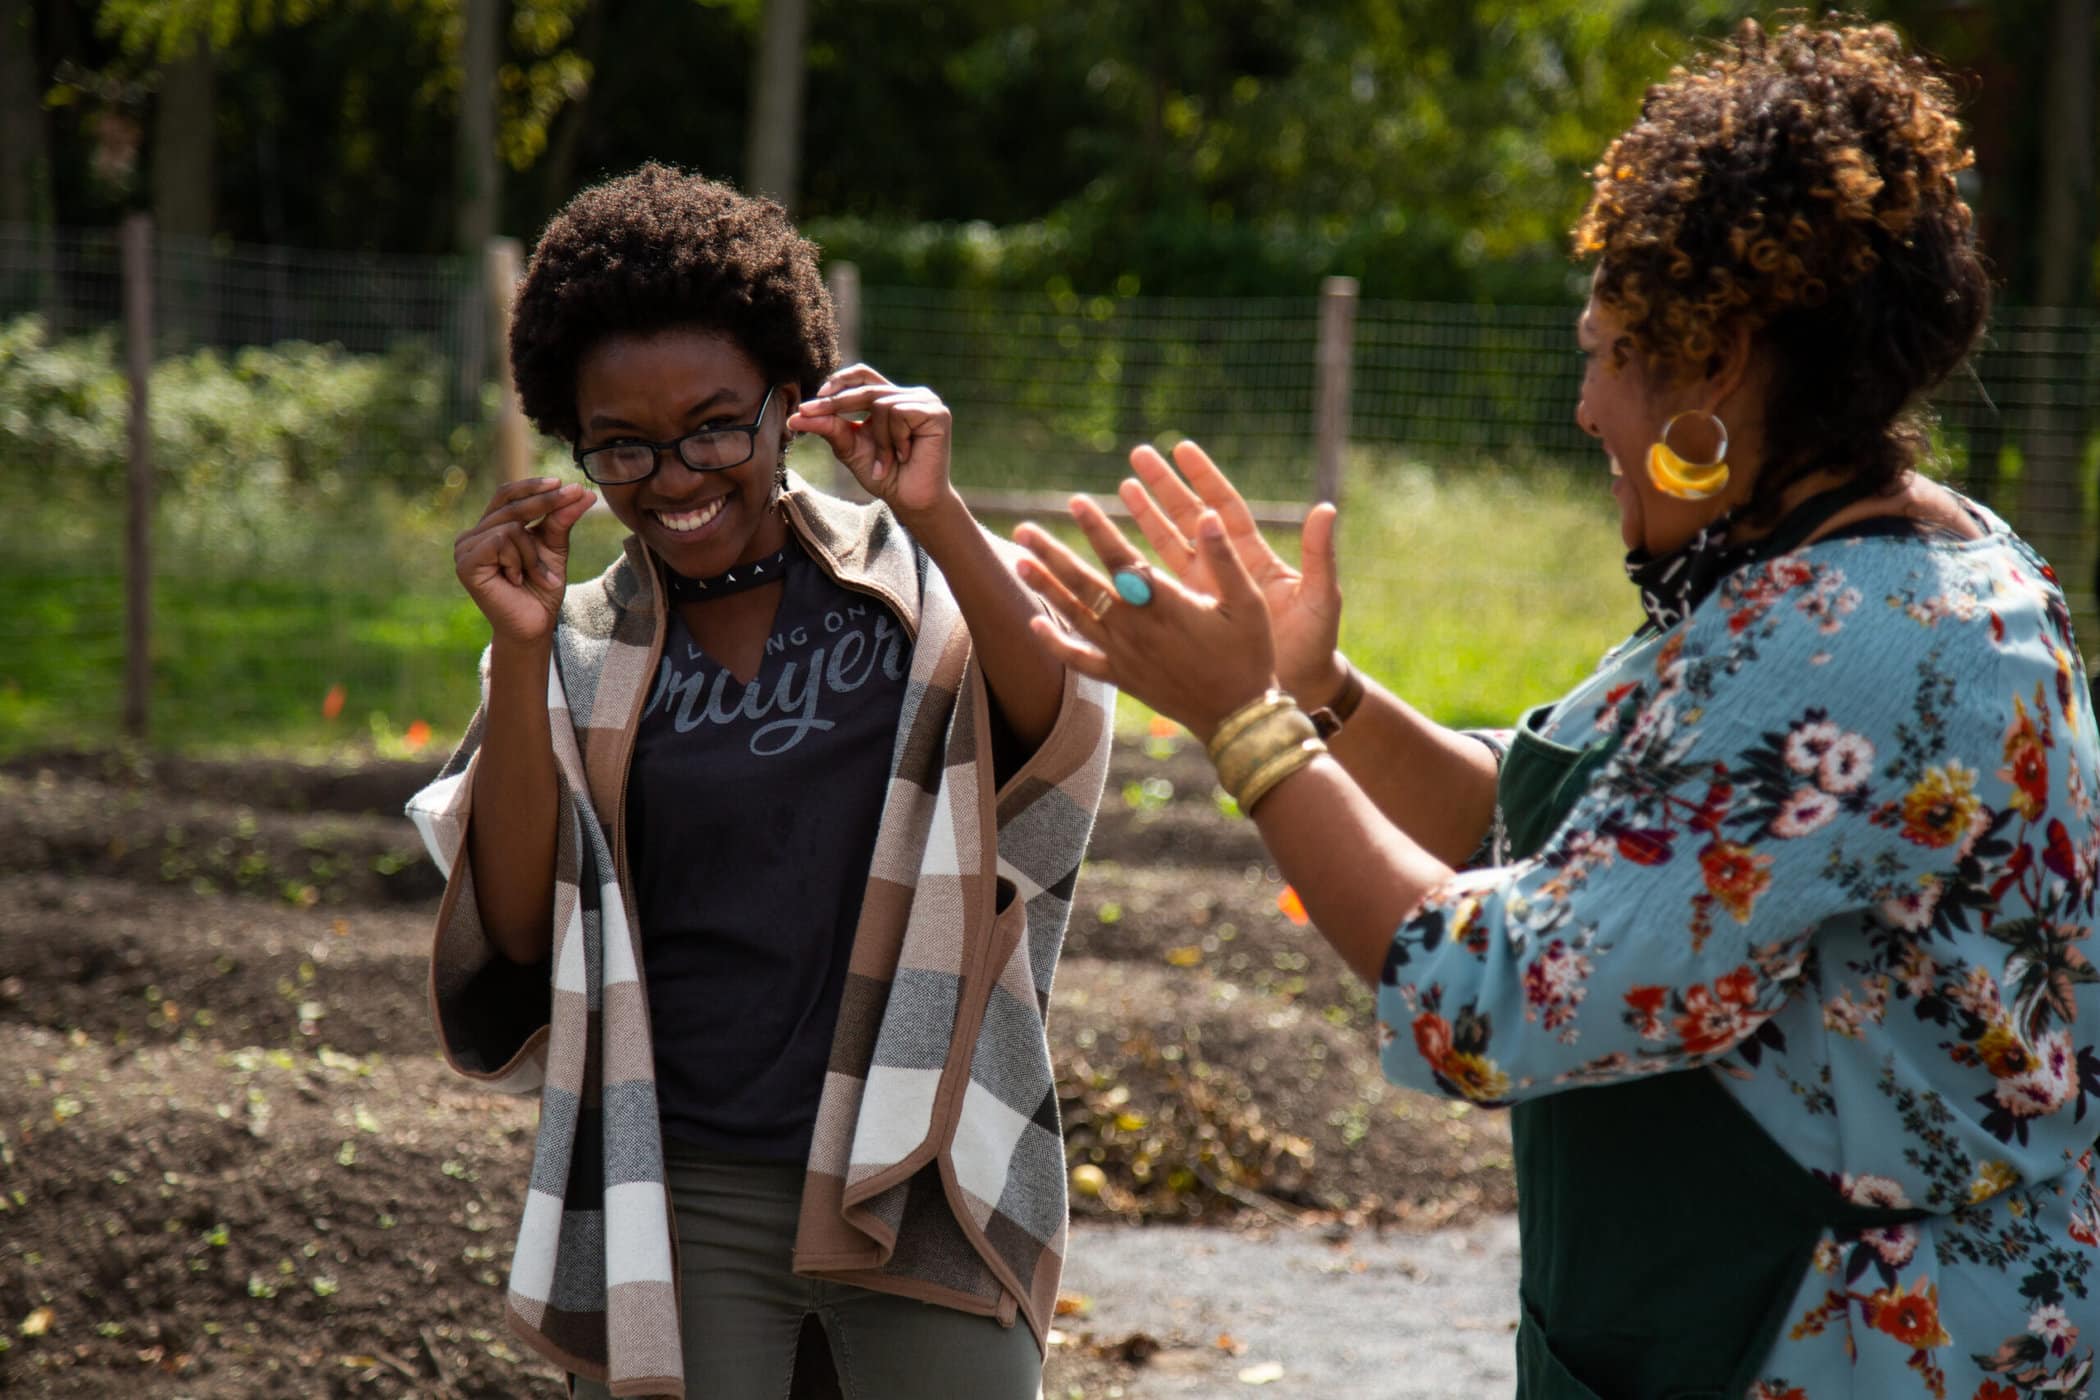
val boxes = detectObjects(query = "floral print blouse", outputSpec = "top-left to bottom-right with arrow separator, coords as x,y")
1377,503 -> 2100,1399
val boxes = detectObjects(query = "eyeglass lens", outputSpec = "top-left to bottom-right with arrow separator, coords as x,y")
584,428 -> 752,484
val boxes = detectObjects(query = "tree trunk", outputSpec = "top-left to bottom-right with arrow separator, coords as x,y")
744,0 -> 810,211
2020,0 -> 2094,611
538,0 -> 611,214
2034,0 -> 2096,310
152,35 -> 215,345
455,0 -> 502,416
152,37 -> 214,237
0,0 -> 45,227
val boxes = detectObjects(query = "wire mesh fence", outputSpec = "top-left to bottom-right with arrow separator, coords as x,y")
2,222 -> 2094,753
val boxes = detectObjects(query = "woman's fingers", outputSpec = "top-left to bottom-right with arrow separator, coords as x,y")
1068,493 -> 1149,574
1012,522 -> 1117,624
793,384 -> 947,477
459,478 -> 577,542
1128,443 -> 1208,534
539,490 -> 597,556
797,382 -> 932,418
1193,510 -> 1263,611
877,390 -> 925,469
1171,439 -> 1272,557
1118,478 -> 1200,577
815,363 -> 893,397
493,525 -> 532,589
1299,501 -> 1342,612
786,405 -> 861,459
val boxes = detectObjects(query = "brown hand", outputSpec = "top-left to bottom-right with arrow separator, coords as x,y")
788,364 -> 955,521
1012,499 -> 1277,743
1119,440 -> 1346,707
453,477 -> 597,646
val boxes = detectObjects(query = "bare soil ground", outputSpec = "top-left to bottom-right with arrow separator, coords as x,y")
0,739 -> 1512,1397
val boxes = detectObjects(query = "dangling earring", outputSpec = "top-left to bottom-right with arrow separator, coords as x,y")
774,431 -> 796,493
1646,410 -> 1730,500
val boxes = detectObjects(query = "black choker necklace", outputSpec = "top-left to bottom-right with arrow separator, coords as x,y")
661,544 -> 794,603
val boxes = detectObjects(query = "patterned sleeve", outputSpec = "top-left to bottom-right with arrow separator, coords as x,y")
1376,551 -> 1988,1105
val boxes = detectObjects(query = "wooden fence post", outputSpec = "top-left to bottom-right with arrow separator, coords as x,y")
121,212 -> 153,741
825,261 -> 864,498
1315,276 -> 1358,507
486,236 -> 531,483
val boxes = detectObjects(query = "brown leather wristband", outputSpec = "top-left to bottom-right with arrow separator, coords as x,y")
1307,660 -> 1365,740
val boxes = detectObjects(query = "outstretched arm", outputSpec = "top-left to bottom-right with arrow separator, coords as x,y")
1114,441 -> 1496,863
1013,506 -> 1447,982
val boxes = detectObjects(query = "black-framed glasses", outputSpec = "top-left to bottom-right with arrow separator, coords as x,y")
573,383 -> 781,486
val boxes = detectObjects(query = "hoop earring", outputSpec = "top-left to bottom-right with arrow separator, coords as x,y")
1645,410 -> 1731,501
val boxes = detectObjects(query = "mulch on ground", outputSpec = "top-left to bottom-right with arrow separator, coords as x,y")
0,742 -> 1510,1396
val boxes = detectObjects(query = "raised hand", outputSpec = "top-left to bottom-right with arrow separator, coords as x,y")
1119,440 -> 1346,708
1013,503 -> 1278,743
453,476 -> 597,646
787,364 -> 955,522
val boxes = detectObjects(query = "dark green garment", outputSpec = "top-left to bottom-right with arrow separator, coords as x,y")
1498,712 -> 1924,1399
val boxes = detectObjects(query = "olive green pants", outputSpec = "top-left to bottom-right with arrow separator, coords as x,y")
570,1147 -> 1043,1400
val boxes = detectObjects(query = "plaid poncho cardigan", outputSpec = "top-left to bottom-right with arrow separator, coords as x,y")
406,480 -> 1114,1397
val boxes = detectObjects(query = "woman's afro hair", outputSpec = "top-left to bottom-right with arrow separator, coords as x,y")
1573,18 -> 1989,520
509,162 -> 838,443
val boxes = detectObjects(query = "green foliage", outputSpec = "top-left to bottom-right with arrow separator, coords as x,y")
805,209 -> 1580,300
51,0 -> 2082,309
1,415 -> 1632,755
0,315 -> 475,506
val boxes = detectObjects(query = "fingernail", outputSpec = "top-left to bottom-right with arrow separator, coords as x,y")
1200,515 -> 1225,539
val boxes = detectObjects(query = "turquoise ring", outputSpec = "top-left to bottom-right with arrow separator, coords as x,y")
1112,568 -> 1154,607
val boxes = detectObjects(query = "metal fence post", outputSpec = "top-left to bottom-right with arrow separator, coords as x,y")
1315,276 -> 1357,506
825,261 -> 864,498
121,212 -> 153,741
486,236 -> 532,483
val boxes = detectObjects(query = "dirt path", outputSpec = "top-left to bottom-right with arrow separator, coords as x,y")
1060,1217 -> 1520,1397
0,747 -> 1517,1397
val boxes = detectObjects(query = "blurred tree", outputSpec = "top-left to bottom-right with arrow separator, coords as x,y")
745,0 -> 811,211
16,0 -> 2090,308
0,0 -> 51,227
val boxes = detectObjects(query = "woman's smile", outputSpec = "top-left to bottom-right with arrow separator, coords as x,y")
648,495 -> 731,536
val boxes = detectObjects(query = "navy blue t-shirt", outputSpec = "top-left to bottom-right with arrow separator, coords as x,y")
625,544 -> 911,1161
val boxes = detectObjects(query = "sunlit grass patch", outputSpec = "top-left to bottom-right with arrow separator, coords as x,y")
4,456 -> 1638,756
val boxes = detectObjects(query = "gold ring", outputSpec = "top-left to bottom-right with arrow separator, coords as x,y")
1088,588 -> 1116,622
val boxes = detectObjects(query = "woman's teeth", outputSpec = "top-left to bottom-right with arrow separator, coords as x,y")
655,498 -> 727,533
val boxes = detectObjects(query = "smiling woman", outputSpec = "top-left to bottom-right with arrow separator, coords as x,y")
408,164 -> 1112,1400
1014,18 -> 2100,1400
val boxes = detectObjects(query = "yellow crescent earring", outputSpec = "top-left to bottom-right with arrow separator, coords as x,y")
1646,410 -> 1731,501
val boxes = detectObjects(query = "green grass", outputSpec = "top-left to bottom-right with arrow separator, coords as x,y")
1326,456 -> 1635,730
0,457 -> 1637,758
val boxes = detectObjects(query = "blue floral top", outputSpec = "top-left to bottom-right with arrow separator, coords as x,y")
1377,502 -> 2100,1399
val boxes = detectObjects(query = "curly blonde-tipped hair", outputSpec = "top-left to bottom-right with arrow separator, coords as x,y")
1574,18 -> 1989,521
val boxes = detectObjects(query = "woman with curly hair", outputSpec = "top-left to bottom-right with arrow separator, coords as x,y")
1016,19 -> 2100,1398
406,163 -> 1112,1398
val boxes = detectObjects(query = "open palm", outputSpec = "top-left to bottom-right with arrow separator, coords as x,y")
1117,440 -> 1346,707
